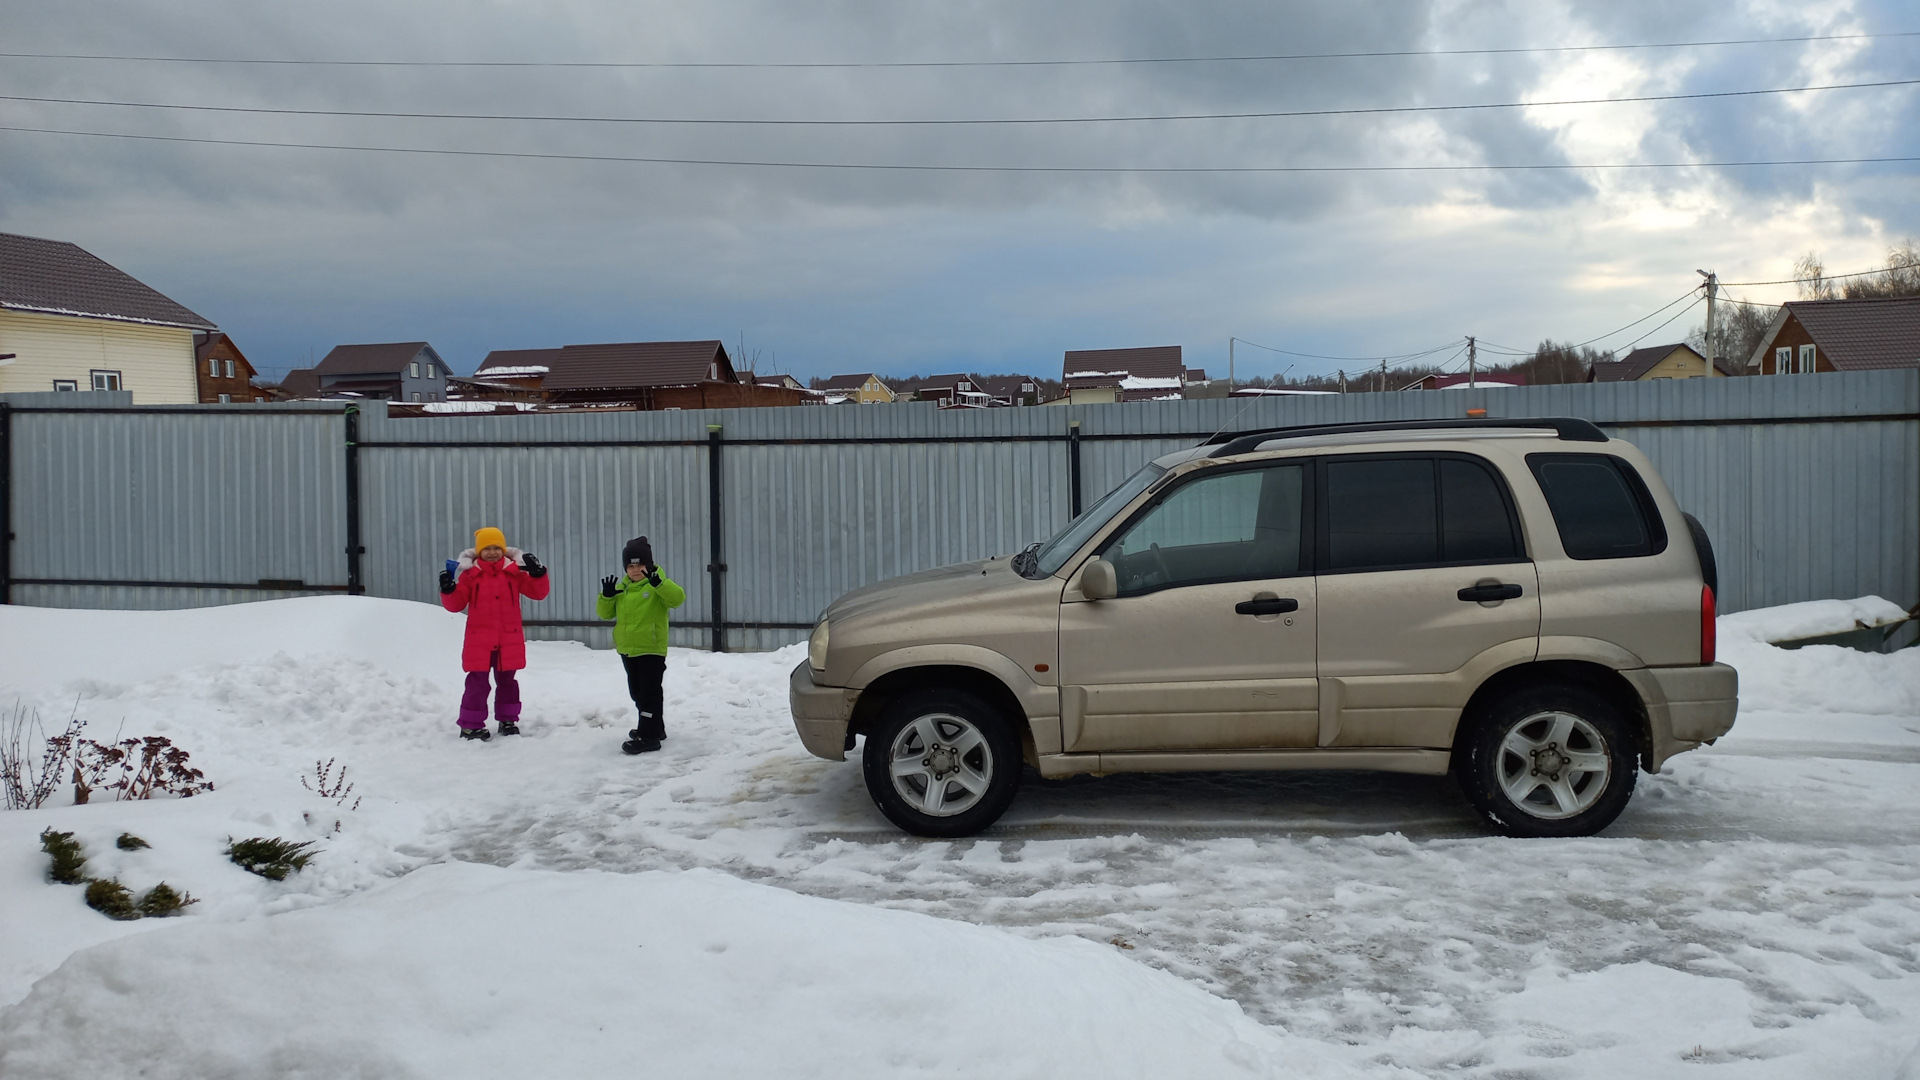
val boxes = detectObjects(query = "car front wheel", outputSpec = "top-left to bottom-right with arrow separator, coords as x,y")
1456,684 -> 1638,837
862,688 -> 1021,838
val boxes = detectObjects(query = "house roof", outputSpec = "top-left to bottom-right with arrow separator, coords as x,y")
977,374 -> 1041,398
541,340 -> 732,391
817,372 -> 885,391
0,231 -> 215,330
477,348 -> 563,378
274,368 -> 323,398
1774,297 -> 1920,371
316,342 -> 433,376
1063,345 -> 1182,383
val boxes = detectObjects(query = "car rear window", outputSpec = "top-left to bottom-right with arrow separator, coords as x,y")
1323,455 -> 1522,572
1526,453 -> 1668,559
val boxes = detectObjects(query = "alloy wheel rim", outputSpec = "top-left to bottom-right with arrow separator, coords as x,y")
1495,710 -> 1612,820
888,712 -> 993,818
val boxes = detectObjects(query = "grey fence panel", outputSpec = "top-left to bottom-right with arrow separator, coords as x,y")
5,372 -> 1916,642
7,398 -> 348,599
10,584 -> 326,610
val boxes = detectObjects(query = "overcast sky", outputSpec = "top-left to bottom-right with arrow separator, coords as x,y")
2,0 -> 1915,382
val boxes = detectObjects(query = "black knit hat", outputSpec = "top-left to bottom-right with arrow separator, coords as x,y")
622,536 -> 653,567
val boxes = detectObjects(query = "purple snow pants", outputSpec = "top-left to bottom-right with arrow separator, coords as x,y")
458,648 -> 521,730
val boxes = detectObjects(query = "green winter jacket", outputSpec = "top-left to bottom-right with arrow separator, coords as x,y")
596,570 -> 687,656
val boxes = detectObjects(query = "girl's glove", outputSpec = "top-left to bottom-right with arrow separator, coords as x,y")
521,553 -> 547,578
647,567 -> 663,587
438,569 -> 456,594
600,575 -> 619,598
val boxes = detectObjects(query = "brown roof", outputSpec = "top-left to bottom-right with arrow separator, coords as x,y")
977,374 -> 1041,397
274,368 -> 323,398
1063,345 -> 1183,382
1780,297 -> 1920,371
542,340 -> 734,391
817,372 -> 885,391
0,231 -> 214,330
477,347 -> 564,375
316,342 -> 435,375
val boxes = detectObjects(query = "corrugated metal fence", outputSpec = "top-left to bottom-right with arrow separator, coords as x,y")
4,370 -> 1915,650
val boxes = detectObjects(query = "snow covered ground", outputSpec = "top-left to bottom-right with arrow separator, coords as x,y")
1,596 -> 1917,1078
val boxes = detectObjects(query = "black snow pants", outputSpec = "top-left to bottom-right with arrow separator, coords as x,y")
621,653 -> 666,740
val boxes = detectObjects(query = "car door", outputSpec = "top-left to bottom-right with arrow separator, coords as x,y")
1057,462 -> 1318,752
1313,453 -> 1539,748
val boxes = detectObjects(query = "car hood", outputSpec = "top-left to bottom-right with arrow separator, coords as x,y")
826,557 -> 1021,624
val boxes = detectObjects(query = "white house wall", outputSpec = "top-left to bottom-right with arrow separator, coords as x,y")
0,309 -> 198,404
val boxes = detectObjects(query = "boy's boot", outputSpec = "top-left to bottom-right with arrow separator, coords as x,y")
622,736 -> 662,755
459,727 -> 492,742
497,721 -> 521,736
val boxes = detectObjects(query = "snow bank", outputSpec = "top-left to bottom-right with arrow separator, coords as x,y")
1718,595 -> 1911,644
0,861 -> 1362,1080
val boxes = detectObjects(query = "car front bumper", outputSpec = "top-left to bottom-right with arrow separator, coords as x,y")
790,661 -> 859,761
1624,662 -> 1739,770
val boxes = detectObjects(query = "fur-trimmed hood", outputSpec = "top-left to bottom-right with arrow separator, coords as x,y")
455,546 -> 526,575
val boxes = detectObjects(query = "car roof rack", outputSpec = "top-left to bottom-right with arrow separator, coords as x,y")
1203,417 -> 1607,457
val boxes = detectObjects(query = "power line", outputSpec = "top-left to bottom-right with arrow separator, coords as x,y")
5,124 -> 1914,173
1610,294 -> 1708,356
5,77 -> 1913,127
1224,337 -> 1462,363
1717,264 -> 1908,286
1,31 -> 1913,69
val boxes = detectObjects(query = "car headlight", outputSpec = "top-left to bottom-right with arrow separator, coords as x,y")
808,619 -> 830,672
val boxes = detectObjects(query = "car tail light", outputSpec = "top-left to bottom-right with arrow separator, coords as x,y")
1700,585 -> 1716,665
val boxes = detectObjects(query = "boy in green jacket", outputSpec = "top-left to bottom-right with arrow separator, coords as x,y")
597,536 -> 686,754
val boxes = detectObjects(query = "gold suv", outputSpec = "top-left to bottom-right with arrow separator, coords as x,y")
790,418 -> 1738,838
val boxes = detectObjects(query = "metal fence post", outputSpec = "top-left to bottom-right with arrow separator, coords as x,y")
706,423 -> 727,652
344,405 -> 365,595
0,404 -> 11,604
1067,418 -> 1083,517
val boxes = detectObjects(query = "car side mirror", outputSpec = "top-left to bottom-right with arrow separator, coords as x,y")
1081,558 -> 1118,600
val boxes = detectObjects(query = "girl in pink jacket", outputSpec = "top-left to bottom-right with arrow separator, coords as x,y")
439,526 -> 551,740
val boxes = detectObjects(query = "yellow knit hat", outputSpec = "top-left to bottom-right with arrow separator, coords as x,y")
473,526 -> 507,552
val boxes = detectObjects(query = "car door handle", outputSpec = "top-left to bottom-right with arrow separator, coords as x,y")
1457,583 -> 1523,602
1235,597 -> 1300,616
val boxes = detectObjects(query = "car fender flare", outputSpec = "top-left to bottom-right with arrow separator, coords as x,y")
847,645 -> 1058,753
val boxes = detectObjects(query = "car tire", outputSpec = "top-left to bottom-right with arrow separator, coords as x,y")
862,687 -> 1022,838
1456,684 -> 1638,838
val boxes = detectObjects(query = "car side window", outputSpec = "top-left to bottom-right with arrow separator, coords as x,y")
1323,454 -> 1523,572
1526,453 -> 1668,559
1103,464 -> 1303,596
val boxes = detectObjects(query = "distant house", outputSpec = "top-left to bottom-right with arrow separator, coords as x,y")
755,373 -> 807,391
1745,297 -> 1920,375
310,341 -> 450,401
816,373 -> 897,404
456,347 -> 563,403
537,340 -> 737,405
1588,343 -> 1736,383
194,332 -> 268,403
913,373 -> 983,406
1062,346 -> 1186,403
976,374 -> 1044,406
0,230 -> 216,403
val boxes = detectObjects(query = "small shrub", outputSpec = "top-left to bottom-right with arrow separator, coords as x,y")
301,758 -> 361,810
2,702 -> 83,810
84,878 -> 140,920
75,736 -> 214,803
226,836 -> 317,881
136,882 -> 197,917
40,828 -> 86,884
116,832 -> 150,850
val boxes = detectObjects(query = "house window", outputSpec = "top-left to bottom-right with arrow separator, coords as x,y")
409,362 -> 420,378
53,379 -> 78,392
218,393 -> 232,403
90,370 -> 121,391
426,363 -> 437,379
1775,347 -> 1790,374
410,392 -> 421,402
1798,344 -> 1815,373
208,357 -> 220,377
224,359 -> 235,379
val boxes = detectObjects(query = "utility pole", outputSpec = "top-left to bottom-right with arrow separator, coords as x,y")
1379,357 -> 1387,393
1339,368 -> 1347,394
1228,337 -> 1235,393
1695,270 -> 1717,379
1467,336 -> 1477,388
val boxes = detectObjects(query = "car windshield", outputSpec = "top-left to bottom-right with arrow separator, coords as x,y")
1022,463 -> 1167,578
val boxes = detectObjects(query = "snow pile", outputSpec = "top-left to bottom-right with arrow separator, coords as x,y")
1718,595 -> 1911,644
0,862 -> 1352,1080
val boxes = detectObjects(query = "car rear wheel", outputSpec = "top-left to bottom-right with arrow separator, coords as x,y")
862,688 -> 1021,838
1456,684 -> 1637,837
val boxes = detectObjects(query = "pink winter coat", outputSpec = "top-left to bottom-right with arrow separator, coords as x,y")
441,547 -> 551,672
